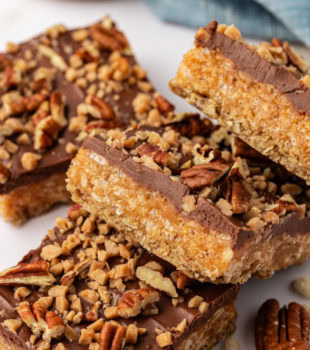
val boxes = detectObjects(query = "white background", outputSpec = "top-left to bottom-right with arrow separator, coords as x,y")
0,1 -> 309,349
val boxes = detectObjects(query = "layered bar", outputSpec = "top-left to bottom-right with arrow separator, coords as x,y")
0,17 -> 173,224
170,20 -> 310,184
67,115 -> 310,284
0,205 -> 239,349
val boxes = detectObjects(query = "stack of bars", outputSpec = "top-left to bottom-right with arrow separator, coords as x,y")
0,18 -> 239,350
0,17 -> 310,350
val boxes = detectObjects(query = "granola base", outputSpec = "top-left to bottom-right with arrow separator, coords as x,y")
178,303 -> 237,350
0,172 -> 71,225
67,149 -> 310,284
170,47 -> 310,184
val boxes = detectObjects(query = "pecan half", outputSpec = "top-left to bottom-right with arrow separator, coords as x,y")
255,299 -> 310,350
90,24 -> 128,51
137,143 -> 168,167
90,96 -> 115,120
99,323 -> 126,350
0,261 -> 55,286
180,159 -> 229,189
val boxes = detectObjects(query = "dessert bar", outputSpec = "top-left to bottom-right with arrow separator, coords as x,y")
0,17 -> 171,224
0,205 -> 239,349
67,115 -> 310,284
170,20 -> 310,184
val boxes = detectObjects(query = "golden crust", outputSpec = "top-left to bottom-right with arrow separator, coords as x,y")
0,172 -> 71,225
67,149 -> 310,284
170,46 -> 310,184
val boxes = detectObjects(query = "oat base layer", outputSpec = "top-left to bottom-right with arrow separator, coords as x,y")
170,47 -> 310,184
67,149 -> 310,284
0,172 -> 71,225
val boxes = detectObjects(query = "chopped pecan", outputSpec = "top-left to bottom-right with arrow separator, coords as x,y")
181,159 -> 229,189
99,323 -> 126,350
50,91 -> 67,127
231,137 -> 269,162
0,164 -> 10,184
171,115 -> 213,138
282,41 -> 309,73
273,195 -> 298,216
223,177 -> 249,214
90,96 -> 115,120
34,116 -> 60,150
255,299 -> 310,350
117,288 -> 159,318
155,95 -> 174,115
2,66 -> 22,90
176,271 -> 191,290
90,24 -> 128,51
136,266 -> 178,297
76,48 -> 97,63
43,311 -> 65,341
0,261 -> 55,286
84,120 -> 124,133
16,301 -> 41,336
3,93 -> 47,116
137,143 -> 168,167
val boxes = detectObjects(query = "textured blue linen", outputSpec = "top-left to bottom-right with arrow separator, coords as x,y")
145,0 -> 310,46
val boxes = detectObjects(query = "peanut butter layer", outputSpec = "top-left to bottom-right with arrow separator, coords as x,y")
170,21 -> 310,184
0,205 -> 238,350
67,116 -> 310,283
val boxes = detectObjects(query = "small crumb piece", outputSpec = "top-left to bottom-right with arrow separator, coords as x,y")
292,277 -> 310,299
225,337 -> 240,350
216,198 -> 233,216
188,295 -> 203,308
199,301 -> 209,313
126,323 -> 139,344
182,195 -> 196,213
104,306 -> 118,319
65,142 -> 78,154
21,152 -> 42,171
156,332 -> 172,348
3,319 -> 22,334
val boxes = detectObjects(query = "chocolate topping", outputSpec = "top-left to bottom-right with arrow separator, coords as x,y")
0,209 -> 238,349
195,24 -> 310,115
0,19 -> 162,194
82,134 -> 310,250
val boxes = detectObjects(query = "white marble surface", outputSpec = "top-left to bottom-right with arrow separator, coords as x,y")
0,1 -> 309,349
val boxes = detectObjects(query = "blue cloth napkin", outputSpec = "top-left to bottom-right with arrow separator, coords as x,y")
145,0 -> 310,47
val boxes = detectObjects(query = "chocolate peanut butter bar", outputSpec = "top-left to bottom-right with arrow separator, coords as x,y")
255,299 -> 310,349
0,205 -> 239,349
0,17 -> 172,225
67,115 -> 310,284
170,20 -> 310,184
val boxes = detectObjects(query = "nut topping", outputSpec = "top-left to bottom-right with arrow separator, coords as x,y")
181,159 -> 229,189
99,323 -> 126,350
136,266 -> 178,298
90,24 -> 128,52
255,299 -> 310,350
0,261 -> 55,286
